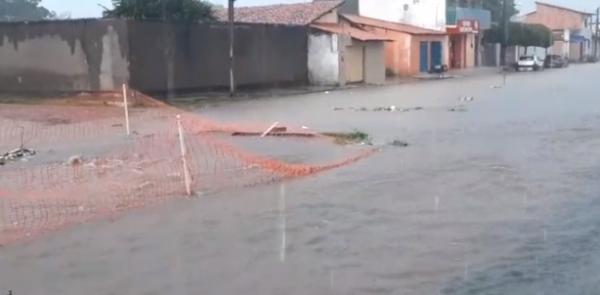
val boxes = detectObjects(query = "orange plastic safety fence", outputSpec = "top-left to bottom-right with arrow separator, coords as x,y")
0,91 -> 376,245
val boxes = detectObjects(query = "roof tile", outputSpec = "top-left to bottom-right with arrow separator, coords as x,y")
215,1 -> 343,26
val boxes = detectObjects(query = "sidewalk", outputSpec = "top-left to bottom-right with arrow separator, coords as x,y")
170,66 -> 504,103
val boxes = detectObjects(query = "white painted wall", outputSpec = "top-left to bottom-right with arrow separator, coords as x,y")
358,0 -> 446,31
308,33 -> 340,85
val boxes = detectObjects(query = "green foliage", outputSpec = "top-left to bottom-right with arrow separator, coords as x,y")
483,22 -> 554,48
0,0 -> 55,22
483,0 -> 518,24
322,130 -> 370,145
447,0 -> 518,24
105,0 -> 216,22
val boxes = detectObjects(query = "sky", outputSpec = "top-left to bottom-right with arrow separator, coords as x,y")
41,0 -> 599,19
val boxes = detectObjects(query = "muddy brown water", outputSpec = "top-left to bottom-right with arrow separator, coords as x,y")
2,64 -> 600,294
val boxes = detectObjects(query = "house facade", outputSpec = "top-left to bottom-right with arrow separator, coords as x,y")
220,1 -> 388,86
525,2 -> 595,62
341,14 -> 449,76
446,3 -> 492,68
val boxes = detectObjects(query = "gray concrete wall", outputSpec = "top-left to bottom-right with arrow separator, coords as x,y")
482,43 -> 500,67
0,19 -> 129,93
127,21 -> 308,94
308,32 -> 340,85
364,41 -> 385,85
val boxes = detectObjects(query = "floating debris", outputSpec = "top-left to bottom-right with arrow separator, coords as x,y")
448,107 -> 468,112
389,140 -> 409,147
0,147 -> 36,166
67,155 -> 83,166
459,96 -> 475,102
321,130 -> 370,145
335,106 -> 424,113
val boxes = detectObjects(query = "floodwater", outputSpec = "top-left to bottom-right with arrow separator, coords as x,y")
2,64 -> 600,294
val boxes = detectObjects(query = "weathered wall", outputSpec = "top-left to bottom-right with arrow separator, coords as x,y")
358,0 -> 446,31
384,31 -> 412,76
525,4 -> 588,30
0,19 -> 129,93
314,9 -> 339,24
482,43 -> 500,67
465,33 -> 476,68
0,19 -> 308,95
363,41 -> 385,84
127,21 -> 308,94
308,32 -> 340,85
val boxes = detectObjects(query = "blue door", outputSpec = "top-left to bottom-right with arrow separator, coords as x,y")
430,41 -> 442,67
419,41 -> 429,72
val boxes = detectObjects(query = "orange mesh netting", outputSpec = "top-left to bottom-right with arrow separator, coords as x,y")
0,89 -> 376,245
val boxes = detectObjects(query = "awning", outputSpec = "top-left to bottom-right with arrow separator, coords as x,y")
310,23 -> 392,41
570,35 -> 589,43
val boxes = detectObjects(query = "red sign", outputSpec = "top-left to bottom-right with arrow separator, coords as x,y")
447,19 -> 480,34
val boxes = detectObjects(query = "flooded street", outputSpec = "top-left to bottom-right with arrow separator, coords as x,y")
2,64 -> 600,294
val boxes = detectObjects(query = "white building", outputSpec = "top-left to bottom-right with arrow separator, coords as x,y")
338,0 -> 447,31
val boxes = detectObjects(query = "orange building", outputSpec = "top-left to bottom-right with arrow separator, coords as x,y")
341,14 -> 449,77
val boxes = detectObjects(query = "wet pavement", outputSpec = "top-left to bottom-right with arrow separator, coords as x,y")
2,64 -> 600,295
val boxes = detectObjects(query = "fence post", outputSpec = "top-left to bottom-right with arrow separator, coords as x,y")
177,115 -> 192,196
122,84 -> 131,136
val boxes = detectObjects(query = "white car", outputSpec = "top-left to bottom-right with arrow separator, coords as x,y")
516,56 -> 544,71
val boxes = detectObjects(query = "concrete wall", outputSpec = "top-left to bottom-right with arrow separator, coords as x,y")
358,0 -> 446,31
383,31 -> 412,76
363,41 -> 385,84
315,9 -> 339,24
127,21 -> 308,94
482,43 -> 500,67
570,42 -> 582,61
308,32 -> 340,85
0,19 -> 308,95
0,19 -> 129,93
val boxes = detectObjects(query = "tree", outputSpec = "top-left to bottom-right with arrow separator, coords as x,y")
483,22 -> 553,48
448,0 -> 518,24
104,0 -> 216,22
0,0 -> 55,22
483,0 -> 518,24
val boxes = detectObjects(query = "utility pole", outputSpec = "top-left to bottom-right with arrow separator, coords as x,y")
595,7 -> 599,59
500,0 -> 509,66
228,0 -> 236,97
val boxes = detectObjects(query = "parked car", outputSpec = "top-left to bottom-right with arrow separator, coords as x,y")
515,55 -> 544,71
544,55 -> 569,68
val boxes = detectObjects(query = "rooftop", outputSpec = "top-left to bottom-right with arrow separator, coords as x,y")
215,1 -> 343,26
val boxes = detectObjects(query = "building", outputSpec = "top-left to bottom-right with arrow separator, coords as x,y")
525,2 -> 595,62
217,1 -> 389,86
338,0 -> 447,31
340,14 -> 448,76
446,3 -> 492,68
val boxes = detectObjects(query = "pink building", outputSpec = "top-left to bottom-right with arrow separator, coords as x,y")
525,2 -> 595,62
